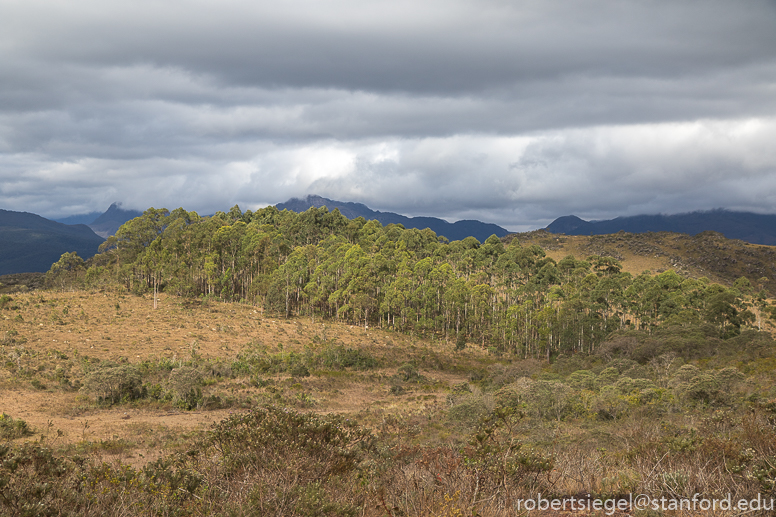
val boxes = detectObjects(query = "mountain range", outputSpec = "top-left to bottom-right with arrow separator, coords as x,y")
277,195 -> 509,242
54,203 -> 143,238
4,198 -> 776,277
0,203 -> 143,275
0,210 -> 105,275
545,210 -> 776,245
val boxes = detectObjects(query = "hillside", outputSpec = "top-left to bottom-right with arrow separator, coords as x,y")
0,209 -> 105,275
1,288 -> 775,515
277,194 -> 508,242
508,229 -> 776,296
546,209 -> 776,245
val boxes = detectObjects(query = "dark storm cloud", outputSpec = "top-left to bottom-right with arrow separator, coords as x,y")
1,0 -> 775,229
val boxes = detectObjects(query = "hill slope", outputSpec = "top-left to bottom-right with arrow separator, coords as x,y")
0,210 -> 105,275
546,210 -> 776,245
277,195 -> 508,242
509,229 -> 776,295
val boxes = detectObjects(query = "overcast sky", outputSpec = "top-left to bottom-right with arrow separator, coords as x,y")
1,0 -> 775,231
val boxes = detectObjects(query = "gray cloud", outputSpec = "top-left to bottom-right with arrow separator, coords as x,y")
1,0 -> 775,230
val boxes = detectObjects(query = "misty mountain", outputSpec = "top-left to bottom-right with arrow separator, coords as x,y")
546,210 -> 776,245
54,203 -> 143,238
54,212 -> 103,225
0,209 -> 105,275
276,195 -> 508,242
87,203 -> 143,238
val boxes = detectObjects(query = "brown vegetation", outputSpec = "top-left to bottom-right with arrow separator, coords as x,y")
1,287 -> 776,516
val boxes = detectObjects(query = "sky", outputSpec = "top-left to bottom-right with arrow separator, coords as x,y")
1,0 -> 775,231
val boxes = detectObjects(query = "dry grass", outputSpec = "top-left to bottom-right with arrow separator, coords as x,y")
2,287 -> 776,516
0,288 -> 485,461
510,230 -> 776,294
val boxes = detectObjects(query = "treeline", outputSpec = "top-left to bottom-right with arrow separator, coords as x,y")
49,205 -> 770,358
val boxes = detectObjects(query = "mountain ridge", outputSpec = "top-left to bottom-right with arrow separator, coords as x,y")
546,209 -> 776,245
276,195 -> 508,242
0,209 -> 105,275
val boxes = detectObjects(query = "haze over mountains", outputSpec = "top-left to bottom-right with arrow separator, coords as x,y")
277,195 -> 509,243
546,210 -> 776,246
54,203 -> 143,238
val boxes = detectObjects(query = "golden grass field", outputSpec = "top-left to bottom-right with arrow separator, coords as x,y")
0,289 -> 489,466
512,230 -> 776,293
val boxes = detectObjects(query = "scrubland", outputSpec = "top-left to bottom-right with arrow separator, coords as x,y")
1,287 -> 776,516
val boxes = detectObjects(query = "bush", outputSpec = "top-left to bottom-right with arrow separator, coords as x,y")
0,443 -> 76,516
168,366 -> 204,409
447,393 -> 492,430
316,344 -> 379,370
83,365 -> 144,404
0,413 -> 33,439
206,404 -> 375,508
567,370 -> 596,390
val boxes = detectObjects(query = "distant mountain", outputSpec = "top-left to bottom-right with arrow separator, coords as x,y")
87,203 -> 143,238
0,209 -> 105,275
546,210 -> 776,246
54,212 -> 103,225
277,195 -> 508,242
52,203 -> 142,238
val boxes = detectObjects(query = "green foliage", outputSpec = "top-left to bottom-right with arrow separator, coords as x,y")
83,364 -> 144,404
467,407 -> 554,489
0,413 -> 33,439
0,443 -> 75,516
45,252 -> 86,290
316,344 -> 379,370
455,332 -> 466,351
168,366 -> 204,409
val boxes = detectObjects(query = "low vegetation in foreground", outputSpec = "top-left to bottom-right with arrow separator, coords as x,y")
0,288 -> 775,516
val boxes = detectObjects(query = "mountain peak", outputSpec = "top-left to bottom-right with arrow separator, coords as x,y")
546,215 -> 592,235
89,203 -> 143,237
277,195 -> 508,242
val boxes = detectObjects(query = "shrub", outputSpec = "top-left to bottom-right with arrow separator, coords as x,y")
206,404 -> 375,506
455,332 -> 466,351
83,364 -> 144,404
0,443 -> 75,516
494,377 -> 534,408
397,363 -> 421,382
0,413 -> 33,439
168,366 -> 204,409
567,369 -> 596,390
595,367 -> 620,389
447,393 -> 492,430
593,386 -> 631,420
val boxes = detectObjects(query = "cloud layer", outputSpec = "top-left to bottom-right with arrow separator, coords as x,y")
1,0 -> 775,230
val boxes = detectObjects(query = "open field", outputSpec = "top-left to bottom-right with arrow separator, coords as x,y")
0,289 -> 487,462
2,287 -> 776,516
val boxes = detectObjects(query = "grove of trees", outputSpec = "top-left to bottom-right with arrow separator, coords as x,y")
52,205 -> 765,359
